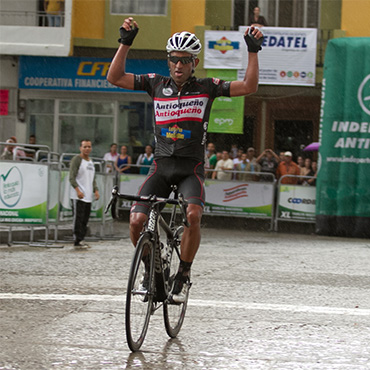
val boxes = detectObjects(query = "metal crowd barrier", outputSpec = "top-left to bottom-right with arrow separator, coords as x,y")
0,147 -> 120,247
0,142 -> 61,247
274,174 -> 317,231
1,147 -> 318,246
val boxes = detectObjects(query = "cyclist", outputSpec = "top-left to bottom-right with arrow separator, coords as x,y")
107,17 -> 263,303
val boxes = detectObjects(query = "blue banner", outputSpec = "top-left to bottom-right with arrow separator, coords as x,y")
19,56 -> 169,92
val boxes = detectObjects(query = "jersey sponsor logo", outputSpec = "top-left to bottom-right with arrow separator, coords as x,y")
154,95 -> 209,124
212,78 -> 220,85
162,87 -> 173,96
161,124 -> 191,141
148,73 -> 156,79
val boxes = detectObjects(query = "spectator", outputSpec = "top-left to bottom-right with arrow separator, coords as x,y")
103,143 -> 119,173
256,148 -> 280,182
9,136 -> 26,159
230,144 -> 238,159
248,6 -> 268,27
1,139 -> 15,160
279,151 -> 285,162
212,150 -> 234,180
244,148 -> 261,181
205,142 -> 218,178
44,0 -> 64,27
136,145 -> 154,175
115,145 -> 132,174
299,157 -> 312,185
232,148 -> 244,179
276,151 -> 301,184
25,135 -> 40,159
297,155 -> 304,169
307,160 -> 317,186
235,153 -> 249,181
246,147 -> 257,163
69,139 -> 99,250
233,148 -> 244,166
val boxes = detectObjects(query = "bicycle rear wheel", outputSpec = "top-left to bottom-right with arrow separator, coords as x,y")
125,233 -> 154,351
163,226 -> 189,338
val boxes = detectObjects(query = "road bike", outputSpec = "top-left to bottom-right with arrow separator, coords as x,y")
105,185 -> 191,351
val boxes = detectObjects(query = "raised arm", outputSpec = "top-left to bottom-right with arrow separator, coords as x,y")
107,17 -> 139,90
230,27 -> 263,97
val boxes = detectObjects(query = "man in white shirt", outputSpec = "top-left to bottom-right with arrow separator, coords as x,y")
212,150 -> 234,181
69,140 -> 100,249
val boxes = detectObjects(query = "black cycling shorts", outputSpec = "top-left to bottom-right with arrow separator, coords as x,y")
131,157 -> 205,214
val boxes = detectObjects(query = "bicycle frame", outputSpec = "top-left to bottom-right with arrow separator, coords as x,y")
105,185 -> 188,301
105,185 -> 190,350
143,198 -> 184,304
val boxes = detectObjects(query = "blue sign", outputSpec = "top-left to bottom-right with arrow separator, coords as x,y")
19,56 -> 169,92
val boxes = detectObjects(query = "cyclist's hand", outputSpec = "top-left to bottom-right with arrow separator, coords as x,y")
118,17 -> 139,46
244,27 -> 264,53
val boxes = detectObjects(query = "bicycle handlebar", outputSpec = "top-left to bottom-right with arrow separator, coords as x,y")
104,185 -> 190,227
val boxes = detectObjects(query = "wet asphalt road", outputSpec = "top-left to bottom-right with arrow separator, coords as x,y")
1,221 -> 370,370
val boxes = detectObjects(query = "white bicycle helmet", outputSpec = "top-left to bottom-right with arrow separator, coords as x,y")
166,31 -> 202,55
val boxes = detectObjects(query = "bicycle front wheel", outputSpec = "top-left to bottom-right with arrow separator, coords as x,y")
125,233 -> 154,351
163,225 -> 189,338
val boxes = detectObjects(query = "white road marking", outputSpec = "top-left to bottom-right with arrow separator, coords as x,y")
1,292 -> 369,317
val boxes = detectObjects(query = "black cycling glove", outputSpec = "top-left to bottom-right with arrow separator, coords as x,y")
244,28 -> 263,53
118,25 -> 139,46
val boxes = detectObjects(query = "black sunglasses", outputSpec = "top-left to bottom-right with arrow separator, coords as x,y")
168,55 -> 194,65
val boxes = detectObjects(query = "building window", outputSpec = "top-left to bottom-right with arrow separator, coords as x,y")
111,0 -> 167,15
27,99 -> 54,151
233,0 -> 320,28
25,98 -> 154,162
59,101 -> 114,157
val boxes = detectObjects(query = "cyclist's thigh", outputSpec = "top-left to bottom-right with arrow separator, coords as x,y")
131,159 -> 172,214
177,161 -> 205,207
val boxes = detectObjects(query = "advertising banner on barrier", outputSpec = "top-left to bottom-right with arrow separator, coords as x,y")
207,70 -> 244,134
204,180 -> 273,217
117,175 -> 274,218
118,174 -> 145,209
48,169 -> 60,223
238,27 -> 317,86
278,185 -> 316,222
89,174 -> 105,221
59,170 -> 73,221
0,162 -> 48,224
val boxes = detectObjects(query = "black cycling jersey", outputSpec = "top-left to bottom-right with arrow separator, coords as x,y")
134,74 -> 231,163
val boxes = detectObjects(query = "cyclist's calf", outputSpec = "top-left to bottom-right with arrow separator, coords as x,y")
180,204 -> 202,262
